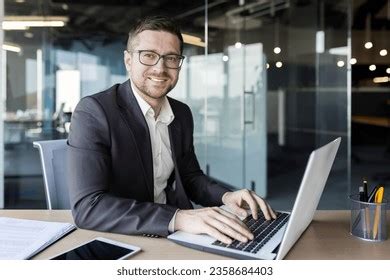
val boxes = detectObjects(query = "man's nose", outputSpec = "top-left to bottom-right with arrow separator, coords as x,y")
153,57 -> 167,70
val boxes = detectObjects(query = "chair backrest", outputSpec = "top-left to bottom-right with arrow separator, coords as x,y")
33,139 -> 70,209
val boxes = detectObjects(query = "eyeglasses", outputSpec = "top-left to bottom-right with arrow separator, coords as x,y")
131,50 -> 185,69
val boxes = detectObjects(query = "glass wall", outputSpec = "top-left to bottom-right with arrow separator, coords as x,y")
1,0 -> 351,210
2,0 -> 130,208
260,0 -> 351,209
172,0 -> 351,210
0,0 -> 4,208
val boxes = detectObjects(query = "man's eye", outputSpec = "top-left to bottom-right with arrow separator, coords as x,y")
166,56 -> 178,62
143,53 -> 156,59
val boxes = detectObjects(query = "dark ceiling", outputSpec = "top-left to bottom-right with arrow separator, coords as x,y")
4,0 -> 389,41
353,0 -> 389,30
3,0 -> 389,66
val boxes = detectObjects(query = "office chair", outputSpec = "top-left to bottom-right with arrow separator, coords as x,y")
33,139 -> 70,209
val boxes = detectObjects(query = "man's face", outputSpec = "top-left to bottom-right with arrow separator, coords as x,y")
124,30 -> 181,101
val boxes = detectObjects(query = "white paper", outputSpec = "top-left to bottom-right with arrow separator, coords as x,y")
0,217 -> 75,260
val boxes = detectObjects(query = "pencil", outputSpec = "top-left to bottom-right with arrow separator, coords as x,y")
373,187 -> 384,239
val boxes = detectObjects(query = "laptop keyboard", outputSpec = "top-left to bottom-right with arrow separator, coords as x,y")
212,212 -> 290,254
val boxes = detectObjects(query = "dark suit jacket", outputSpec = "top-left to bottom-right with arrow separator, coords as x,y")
67,80 -> 230,237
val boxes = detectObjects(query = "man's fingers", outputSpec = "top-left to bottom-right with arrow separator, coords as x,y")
213,209 -> 253,240
267,203 -> 277,219
223,204 -> 247,218
205,217 -> 250,243
241,190 -> 259,220
175,206 -> 271,245
215,207 -> 244,222
204,225 -> 232,244
252,195 -> 273,220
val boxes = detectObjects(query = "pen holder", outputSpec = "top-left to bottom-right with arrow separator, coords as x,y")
349,194 -> 388,242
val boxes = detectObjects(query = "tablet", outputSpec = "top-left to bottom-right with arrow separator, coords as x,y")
50,237 -> 141,260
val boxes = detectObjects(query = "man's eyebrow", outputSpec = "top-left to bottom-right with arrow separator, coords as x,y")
139,49 -> 181,56
164,51 -> 181,56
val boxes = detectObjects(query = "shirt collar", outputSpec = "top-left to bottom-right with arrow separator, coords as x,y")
130,80 -> 174,125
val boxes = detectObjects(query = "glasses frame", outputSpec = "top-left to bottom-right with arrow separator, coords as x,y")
130,49 -> 185,69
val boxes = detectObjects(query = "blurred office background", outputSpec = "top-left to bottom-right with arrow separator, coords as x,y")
0,0 -> 388,210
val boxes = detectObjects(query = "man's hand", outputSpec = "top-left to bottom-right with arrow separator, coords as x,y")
174,207 -> 254,244
222,189 -> 277,220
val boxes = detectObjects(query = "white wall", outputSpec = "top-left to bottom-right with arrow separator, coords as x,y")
56,70 -> 81,113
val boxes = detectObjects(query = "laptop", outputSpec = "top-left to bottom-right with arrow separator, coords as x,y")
168,137 -> 341,260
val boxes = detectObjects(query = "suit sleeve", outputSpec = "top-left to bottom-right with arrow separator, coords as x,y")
67,96 -> 177,237
178,105 -> 231,206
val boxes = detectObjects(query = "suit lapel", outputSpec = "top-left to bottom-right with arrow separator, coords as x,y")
168,117 -> 182,165
116,81 -> 154,201
168,101 -> 193,209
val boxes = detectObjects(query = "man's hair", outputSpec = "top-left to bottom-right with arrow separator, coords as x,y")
127,15 -> 183,54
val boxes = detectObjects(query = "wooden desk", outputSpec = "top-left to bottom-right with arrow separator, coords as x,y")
352,115 -> 390,128
1,210 -> 390,260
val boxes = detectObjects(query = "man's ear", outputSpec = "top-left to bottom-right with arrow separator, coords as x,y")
123,50 -> 132,72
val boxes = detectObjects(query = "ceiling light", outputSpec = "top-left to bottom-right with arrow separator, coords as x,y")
2,24 -> 28,30
24,32 -> 34,38
386,68 -> 390,74
380,49 -> 388,56
316,30 -> 325,53
350,58 -> 357,65
364,42 -> 373,49
2,16 -> 68,30
266,63 -> 270,69
182,33 -> 205,48
222,55 -> 229,62
364,14 -> 373,50
235,42 -> 242,49
373,77 -> 389,83
275,61 -> 283,68
329,46 -> 348,55
2,43 -> 22,53
273,19 -> 281,54
3,21 -> 65,29
337,60 -> 345,67
369,64 -> 376,71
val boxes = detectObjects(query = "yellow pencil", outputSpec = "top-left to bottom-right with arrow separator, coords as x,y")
373,187 -> 384,239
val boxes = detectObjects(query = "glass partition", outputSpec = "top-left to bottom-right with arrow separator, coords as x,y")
0,0 -> 4,208
2,0 -> 351,210
264,0 -> 350,209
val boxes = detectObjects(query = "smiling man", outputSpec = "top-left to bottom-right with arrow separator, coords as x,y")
67,15 -> 276,245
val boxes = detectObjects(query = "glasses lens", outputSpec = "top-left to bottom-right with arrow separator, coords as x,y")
164,55 -> 183,69
138,51 -> 183,69
139,51 -> 159,66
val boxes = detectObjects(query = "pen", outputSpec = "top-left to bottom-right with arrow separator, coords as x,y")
352,187 -> 365,230
364,206 -> 371,238
352,186 -> 370,237
359,186 -> 365,201
368,185 -> 381,203
363,179 -> 368,202
373,187 -> 384,239
361,181 -> 371,237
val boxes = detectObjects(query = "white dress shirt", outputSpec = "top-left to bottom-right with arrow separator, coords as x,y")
131,82 -> 175,203
130,81 -> 177,232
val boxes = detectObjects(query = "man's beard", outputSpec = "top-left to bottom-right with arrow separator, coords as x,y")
135,81 -> 173,100
134,73 -> 176,100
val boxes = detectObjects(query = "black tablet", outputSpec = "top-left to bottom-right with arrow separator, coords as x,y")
50,237 -> 141,260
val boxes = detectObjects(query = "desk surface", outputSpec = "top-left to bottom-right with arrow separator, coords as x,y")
1,210 -> 389,260
352,115 -> 390,128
